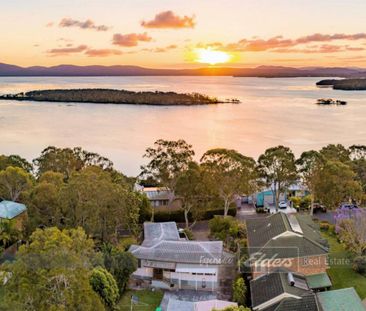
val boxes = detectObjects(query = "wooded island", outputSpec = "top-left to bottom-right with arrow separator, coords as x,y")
0,88 -> 238,105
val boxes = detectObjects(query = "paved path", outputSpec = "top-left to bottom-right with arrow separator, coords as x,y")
236,204 -> 266,222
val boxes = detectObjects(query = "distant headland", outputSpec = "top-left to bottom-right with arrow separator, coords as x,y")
1,62 -> 366,77
0,89 -> 239,106
316,78 -> 366,90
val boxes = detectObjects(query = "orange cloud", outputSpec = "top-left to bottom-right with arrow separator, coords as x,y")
112,33 -> 152,47
141,11 -> 195,29
205,33 -> 366,53
59,18 -> 110,31
47,45 -> 88,56
274,45 -> 364,54
85,49 -> 123,57
142,44 -> 178,53
295,33 -> 366,44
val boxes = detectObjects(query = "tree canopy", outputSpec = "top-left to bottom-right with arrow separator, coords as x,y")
0,227 -> 105,311
0,166 -> 33,201
201,148 -> 257,216
140,139 -> 195,205
33,146 -> 113,179
60,166 -> 140,242
257,146 -> 297,210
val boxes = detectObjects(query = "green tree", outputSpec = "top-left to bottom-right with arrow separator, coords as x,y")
0,220 -> 21,250
314,160 -> 363,209
27,171 -> 65,228
33,146 -> 113,179
296,150 -> 323,215
201,148 -> 257,217
209,216 -> 246,252
0,227 -> 105,311
257,146 -> 297,211
60,166 -> 140,242
140,139 -> 195,206
232,277 -> 247,306
90,267 -> 119,308
320,144 -> 350,163
176,162 -> 205,227
0,154 -> 33,172
0,166 -> 33,201
102,247 -> 137,293
349,145 -> 366,192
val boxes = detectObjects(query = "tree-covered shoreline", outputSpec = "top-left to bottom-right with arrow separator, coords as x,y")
0,88 -> 239,105
316,78 -> 366,90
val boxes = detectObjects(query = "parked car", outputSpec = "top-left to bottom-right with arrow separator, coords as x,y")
278,201 -> 287,209
339,202 -> 358,209
312,203 -> 327,213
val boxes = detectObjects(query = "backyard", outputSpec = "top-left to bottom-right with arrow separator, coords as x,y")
323,231 -> 366,299
117,289 -> 163,311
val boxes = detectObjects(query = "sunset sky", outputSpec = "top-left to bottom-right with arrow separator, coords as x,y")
2,0 -> 366,68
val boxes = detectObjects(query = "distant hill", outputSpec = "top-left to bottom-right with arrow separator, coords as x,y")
1,62 -> 366,77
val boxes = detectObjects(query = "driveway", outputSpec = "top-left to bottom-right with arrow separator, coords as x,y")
236,204 -> 266,222
313,211 -> 336,224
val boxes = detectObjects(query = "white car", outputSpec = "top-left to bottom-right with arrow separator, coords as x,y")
278,201 -> 287,209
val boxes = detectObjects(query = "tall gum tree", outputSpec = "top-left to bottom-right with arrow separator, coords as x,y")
201,148 -> 257,217
296,150 -> 324,215
257,146 -> 297,211
140,139 -> 195,207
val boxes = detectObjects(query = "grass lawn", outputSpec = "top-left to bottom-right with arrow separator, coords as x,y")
323,232 -> 366,299
117,289 -> 164,311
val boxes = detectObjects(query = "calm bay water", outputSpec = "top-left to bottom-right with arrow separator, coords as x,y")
0,76 -> 365,176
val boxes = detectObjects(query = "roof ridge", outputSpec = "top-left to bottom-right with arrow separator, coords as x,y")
302,235 -> 328,253
281,212 -> 292,232
130,240 -> 164,252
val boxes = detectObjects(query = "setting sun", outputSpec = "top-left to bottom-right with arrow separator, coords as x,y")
194,48 -> 232,65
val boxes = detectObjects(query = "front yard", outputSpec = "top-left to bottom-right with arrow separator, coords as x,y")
323,232 -> 366,299
117,289 -> 163,311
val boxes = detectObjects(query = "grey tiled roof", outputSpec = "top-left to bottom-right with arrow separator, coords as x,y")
246,213 -> 289,249
130,240 -> 223,263
142,222 -> 180,247
259,235 -> 328,258
246,212 -> 328,259
129,222 -> 223,264
269,294 -> 318,311
251,272 -> 312,309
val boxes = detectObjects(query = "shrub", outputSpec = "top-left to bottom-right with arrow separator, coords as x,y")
102,248 -> 138,294
290,197 -> 301,209
209,216 -> 246,251
116,237 -> 138,251
90,267 -> 119,307
183,228 -> 195,240
353,256 -> 366,275
232,277 -> 247,306
300,195 -> 312,210
328,224 -> 336,235
152,207 -> 237,223
319,221 -> 330,231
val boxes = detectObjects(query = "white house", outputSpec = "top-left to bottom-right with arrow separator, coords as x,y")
129,222 -> 232,291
